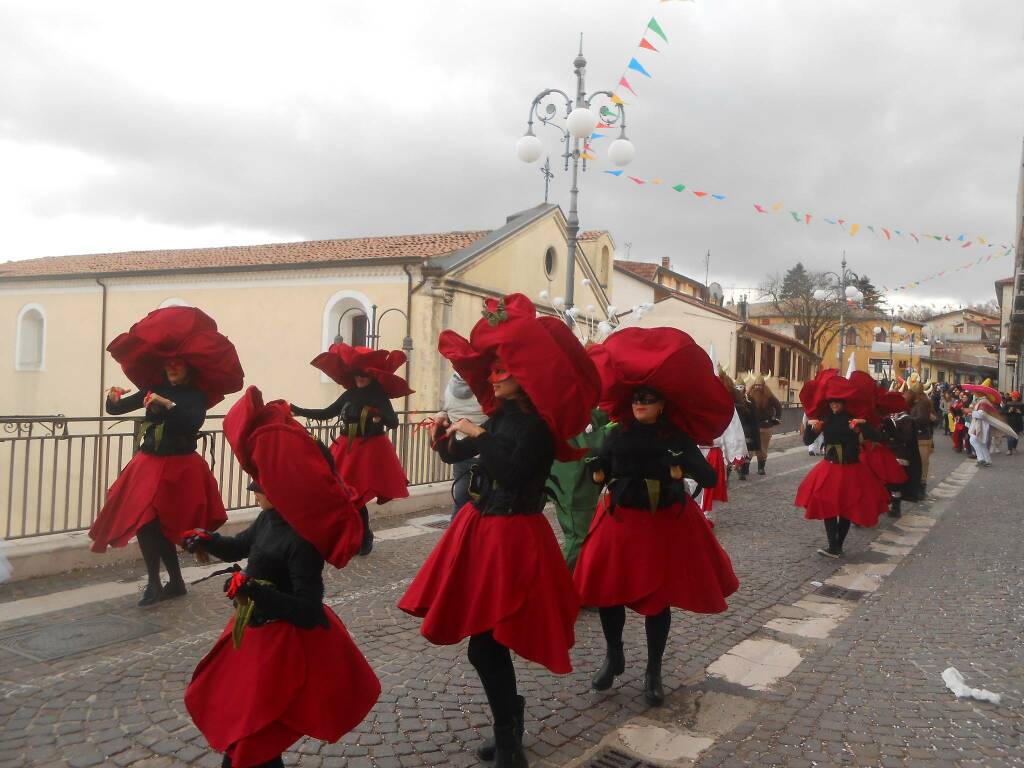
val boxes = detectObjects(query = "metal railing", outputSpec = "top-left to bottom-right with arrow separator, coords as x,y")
0,412 -> 451,541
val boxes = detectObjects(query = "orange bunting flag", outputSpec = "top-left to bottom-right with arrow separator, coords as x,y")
581,152 -> 596,160
611,94 -> 625,105
754,204 -> 767,213
849,223 -> 861,236
650,179 -> 664,184
639,38 -> 659,52
618,77 -> 637,95
771,203 -> 783,212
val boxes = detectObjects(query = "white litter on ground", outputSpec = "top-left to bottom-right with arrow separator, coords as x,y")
942,667 -> 1002,705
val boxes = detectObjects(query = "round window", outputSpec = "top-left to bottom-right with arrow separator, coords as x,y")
544,247 -> 557,278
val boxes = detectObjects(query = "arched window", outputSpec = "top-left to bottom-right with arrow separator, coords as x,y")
844,327 -> 858,346
322,290 -> 372,356
158,297 -> 190,309
598,245 -> 610,285
875,328 -> 887,343
15,303 -> 46,371
544,246 -> 557,279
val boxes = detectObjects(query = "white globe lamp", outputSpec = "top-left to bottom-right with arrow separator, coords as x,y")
607,138 -> 636,167
516,133 -> 543,163
566,107 -> 598,139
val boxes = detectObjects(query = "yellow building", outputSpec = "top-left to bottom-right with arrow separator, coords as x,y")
1,202 -> 614,418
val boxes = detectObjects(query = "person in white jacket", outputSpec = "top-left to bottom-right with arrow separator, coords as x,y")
440,372 -> 487,517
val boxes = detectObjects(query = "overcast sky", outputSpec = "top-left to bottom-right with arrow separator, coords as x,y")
1,0 -> 1022,308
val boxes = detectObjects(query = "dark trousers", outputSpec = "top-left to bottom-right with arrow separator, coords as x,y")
823,516 -> 851,552
451,457 -> 475,519
136,519 -> 183,587
598,605 -> 672,668
468,631 -> 519,727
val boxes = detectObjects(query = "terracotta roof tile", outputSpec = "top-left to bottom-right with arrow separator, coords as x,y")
614,259 -> 659,281
0,231 -> 491,279
579,230 -> 608,241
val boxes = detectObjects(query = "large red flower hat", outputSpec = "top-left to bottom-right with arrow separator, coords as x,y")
106,306 -> 244,408
848,370 -> 907,424
311,343 -> 413,399
799,368 -> 871,420
587,327 -> 734,445
223,387 -> 363,569
438,293 -> 599,461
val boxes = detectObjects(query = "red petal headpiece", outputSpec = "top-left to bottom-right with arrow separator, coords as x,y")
223,386 -> 363,568
438,293 -> 599,461
106,306 -> 244,408
310,343 -> 413,399
587,327 -> 734,445
799,368 -> 871,420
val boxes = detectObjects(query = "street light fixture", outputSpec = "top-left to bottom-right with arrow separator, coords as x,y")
518,38 -> 634,315
812,254 -> 863,368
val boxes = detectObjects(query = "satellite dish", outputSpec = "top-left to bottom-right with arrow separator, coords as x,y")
708,282 -> 724,304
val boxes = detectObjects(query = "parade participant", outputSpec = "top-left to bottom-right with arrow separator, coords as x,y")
89,307 -> 243,607
184,387 -> 379,768
440,372 -> 487,518
549,408 -> 615,572
399,294 -> 598,768
1003,392 -> 1023,455
573,328 -> 739,706
950,390 -> 969,453
748,373 -> 783,475
291,343 -> 413,556
876,389 -> 919,517
907,383 -> 936,492
796,369 -> 890,558
849,372 -> 910,517
732,377 -> 760,480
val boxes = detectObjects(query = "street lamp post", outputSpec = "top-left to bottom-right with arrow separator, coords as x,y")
516,39 -> 635,315
813,254 -> 863,368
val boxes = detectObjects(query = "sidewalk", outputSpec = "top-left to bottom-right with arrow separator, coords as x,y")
1,438 -> 1017,768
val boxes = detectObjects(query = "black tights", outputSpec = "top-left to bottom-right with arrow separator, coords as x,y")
136,520 -> 183,587
823,516 -> 851,552
222,755 -> 283,767
467,631 -> 519,727
598,605 -> 672,668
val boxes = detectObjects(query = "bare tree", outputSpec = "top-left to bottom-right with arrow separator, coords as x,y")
759,263 -> 843,360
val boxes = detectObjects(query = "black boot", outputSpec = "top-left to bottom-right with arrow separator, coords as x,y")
476,696 -> 525,761
138,581 -> 163,607
887,497 -> 902,518
738,463 -> 749,481
492,724 -> 529,768
591,642 -> 625,691
756,458 -> 766,475
358,506 -> 374,556
643,662 -> 664,706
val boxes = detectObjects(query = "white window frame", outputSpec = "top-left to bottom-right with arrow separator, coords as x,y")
15,303 -> 46,372
320,290 -> 373,383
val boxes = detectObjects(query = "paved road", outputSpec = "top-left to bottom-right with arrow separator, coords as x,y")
0,437 -> 1019,768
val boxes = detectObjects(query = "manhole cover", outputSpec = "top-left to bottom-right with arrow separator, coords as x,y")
814,584 -> 867,601
586,747 -> 658,768
421,520 -> 450,530
0,614 -> 163,662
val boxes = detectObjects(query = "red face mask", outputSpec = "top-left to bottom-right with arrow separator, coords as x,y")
488,363 -> 512,383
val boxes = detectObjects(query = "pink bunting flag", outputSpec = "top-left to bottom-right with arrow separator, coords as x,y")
805,214 -> 812,225
618,77 -> 637,96
882,228 -> 891,240
639,38 -> 659,52
837,219 -> 846,229
961,241 -> 972,248
911,233 -> 919,242
628,176 -> 645,184
754,204 -> 767,213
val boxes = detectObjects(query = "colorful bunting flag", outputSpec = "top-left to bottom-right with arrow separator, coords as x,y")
604,169 -> 624,176
618,77 -> 637,95
647,17 -> 668,42
850,223 -> 861,236
639,38 -> 659,52
628,58 -> 652,78
754,204 -> 768,213
672,184 -> 686,192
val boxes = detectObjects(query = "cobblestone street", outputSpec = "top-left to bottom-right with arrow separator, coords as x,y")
1,438 -> 1021,768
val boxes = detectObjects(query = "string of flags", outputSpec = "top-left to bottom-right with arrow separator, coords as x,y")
882,248 -> 1014,294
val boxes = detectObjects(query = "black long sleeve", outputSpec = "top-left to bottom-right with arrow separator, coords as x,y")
666,433 -> 717,489
105,390 -> 147,416
202,525 -> 256,563
474,416 -> 554,490
435,430 -> 483,464
291,393 -> 348,421
106,385 -> 206,455
248,538 -> 326,629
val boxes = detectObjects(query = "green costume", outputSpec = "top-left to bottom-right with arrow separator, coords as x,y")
548,409 -> 615,572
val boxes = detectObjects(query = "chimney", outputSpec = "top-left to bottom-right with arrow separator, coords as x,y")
661,256 -> 670,269
737,296 -> 749,322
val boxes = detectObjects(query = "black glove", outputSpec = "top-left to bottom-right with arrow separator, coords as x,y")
339,401 -> 355,424
181,528 -> 218,553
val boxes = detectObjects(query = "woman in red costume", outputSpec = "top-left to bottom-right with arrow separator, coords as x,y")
183,387 -> 380,768
89,307 -> 243,606
399,294 -> 598,768
849,372 -> 910,517
573,328 -> 739,706
795,370 -> 890,558
291,344 -> 412,556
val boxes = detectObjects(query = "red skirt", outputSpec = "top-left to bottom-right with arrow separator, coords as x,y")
860,442 -> 908,486
185,606 -> 380,768
794,460 -> 890,527
89,452 -> 226,553
398,504 -> 580,674
701,448 -> 729,512
330,435 -> 409,508
573,497 -> 739,615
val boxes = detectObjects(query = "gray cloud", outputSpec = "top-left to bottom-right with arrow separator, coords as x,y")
1,0 -> 1021,305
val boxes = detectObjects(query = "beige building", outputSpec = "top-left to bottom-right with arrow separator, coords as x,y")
1,203 -> 615,419
995,276 -> 1017,388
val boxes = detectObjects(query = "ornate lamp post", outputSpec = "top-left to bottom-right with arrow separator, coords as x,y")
813,254 -> 863,368
516,39 -> 636,314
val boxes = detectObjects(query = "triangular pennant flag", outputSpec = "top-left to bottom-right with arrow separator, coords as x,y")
754,204 -> 767,213
639,38 -> 659,52
825,218 -> 837,224
604,170 -> 624,176
590,132 -> 606,140
850,223 -> 861,236
693,190 -> 708,197
647,17 -> 668,42
790,211 -> 800,222
882,228 -> 891,240
581,152 -> 596,160
978,236 -> 988,245
961,241 -> 972,248
628,58 -> 652,78
711,194 -> 726,200
771,203 -> 783,212
910,233 -> 919,242
838,219 -> 846,228
867,225 -> 876,234
596,122 -> 612,129
618,77 -> 637,95
650,179 -> 664,185
628,176 -> 645,184
957,234 -> 965,241
611,94 -> 625,105
804,213 -> 812,225
672,184 -> 686,192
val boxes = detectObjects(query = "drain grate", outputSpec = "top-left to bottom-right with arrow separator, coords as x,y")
586,747 -> 659,768
421,519 -> 450,530
814,584 -> 867,601
0,614 -> 163,662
